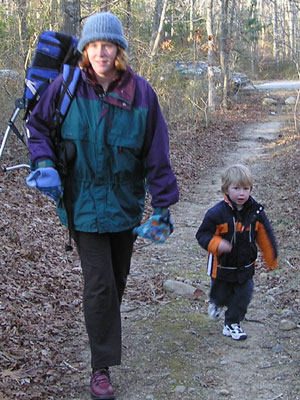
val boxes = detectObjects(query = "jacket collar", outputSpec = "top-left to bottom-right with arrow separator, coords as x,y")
82,66 -> 136,110
224,194 -> 264,229
224,194 -> 254,211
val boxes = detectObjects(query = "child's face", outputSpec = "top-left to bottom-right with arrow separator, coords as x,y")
227,183 -> 251,206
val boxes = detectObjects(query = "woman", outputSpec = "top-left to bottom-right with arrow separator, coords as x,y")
26,12 -> 179,400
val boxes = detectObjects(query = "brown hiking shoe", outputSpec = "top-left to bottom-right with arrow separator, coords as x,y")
90,369 -> 115,400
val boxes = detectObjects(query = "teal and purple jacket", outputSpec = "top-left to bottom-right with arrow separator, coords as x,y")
27,66 -> 179,233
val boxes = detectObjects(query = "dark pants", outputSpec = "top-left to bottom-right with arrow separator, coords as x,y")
210,278 -> 254,325
73,230 -> 134,371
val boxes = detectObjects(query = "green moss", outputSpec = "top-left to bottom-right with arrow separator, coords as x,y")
131,299 -> 210,398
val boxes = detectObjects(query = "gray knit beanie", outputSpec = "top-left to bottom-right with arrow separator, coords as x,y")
78,12 -> 128,53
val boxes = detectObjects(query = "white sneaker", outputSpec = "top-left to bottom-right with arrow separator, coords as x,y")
223,323 -> 247,340
208,303 -> 223,321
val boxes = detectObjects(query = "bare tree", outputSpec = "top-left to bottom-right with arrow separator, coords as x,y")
258,0 -> 267,58
49,0 -> 59,30
189,0 -> 194,40
150,0 -> 168,59
272,0 -> 280,69
125,0 -> 133,54
206,0 -> 217,113
219,0 -> 236,109
219,0 -> 230,109
60,0 -> 81,37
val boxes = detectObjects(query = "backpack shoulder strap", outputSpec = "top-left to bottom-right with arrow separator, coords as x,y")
55,65 -> 81,135
53,65 -> 81,252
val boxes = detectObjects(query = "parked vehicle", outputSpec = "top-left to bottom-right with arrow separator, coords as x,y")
174,61 -> 250,90
231,72 -> 251,89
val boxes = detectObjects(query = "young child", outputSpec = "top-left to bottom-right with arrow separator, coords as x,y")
196,164 -> 278,340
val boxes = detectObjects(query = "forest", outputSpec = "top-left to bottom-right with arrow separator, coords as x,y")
0,1 -> 299,399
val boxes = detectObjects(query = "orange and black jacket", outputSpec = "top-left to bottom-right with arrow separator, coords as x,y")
196,195 -> 278,283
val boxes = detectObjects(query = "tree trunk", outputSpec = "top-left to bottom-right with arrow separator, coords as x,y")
287,0 -> 297,61
272,0 -> 280,70
60,0 -> 81,37
219,0 -> 229,110
125,0 -> 134,59
50,0 -> 59,30
150,0 -> 163,50
189,0 -> 194,40
258,0 -> 266,59
14,0 -> 27,63
150,0 -> 168,59
206,0 -> 216,113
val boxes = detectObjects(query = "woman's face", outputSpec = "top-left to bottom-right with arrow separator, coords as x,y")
86,40 -> 118,78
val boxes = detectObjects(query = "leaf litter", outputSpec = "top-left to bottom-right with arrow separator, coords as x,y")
0,89 -> 299,399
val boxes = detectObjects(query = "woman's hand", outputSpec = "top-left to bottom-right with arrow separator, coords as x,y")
26,167 -> 63,201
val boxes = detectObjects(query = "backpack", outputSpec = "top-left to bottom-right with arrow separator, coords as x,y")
25,31 -> 82,174
0,30 -> 81,173
0,30 -> 81,250
24,30 -> 81,121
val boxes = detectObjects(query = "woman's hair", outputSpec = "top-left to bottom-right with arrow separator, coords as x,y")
78,45 -> 128,71
221,164 -> 253,193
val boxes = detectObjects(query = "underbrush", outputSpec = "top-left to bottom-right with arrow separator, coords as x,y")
256,59 -> 299,80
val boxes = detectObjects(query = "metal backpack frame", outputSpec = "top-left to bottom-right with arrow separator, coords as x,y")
0,97 -> 30,172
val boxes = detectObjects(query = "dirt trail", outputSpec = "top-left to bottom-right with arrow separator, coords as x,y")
1,86 -> 299,400
100,112 -> 299,400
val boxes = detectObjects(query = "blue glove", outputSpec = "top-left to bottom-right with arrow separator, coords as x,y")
133,208 -> 174,243
26,167 -> 63,202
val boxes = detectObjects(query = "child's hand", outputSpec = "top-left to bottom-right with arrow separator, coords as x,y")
218,239 -> 232,253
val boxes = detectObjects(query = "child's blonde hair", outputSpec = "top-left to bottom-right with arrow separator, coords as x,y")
221,164 -> 253,193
